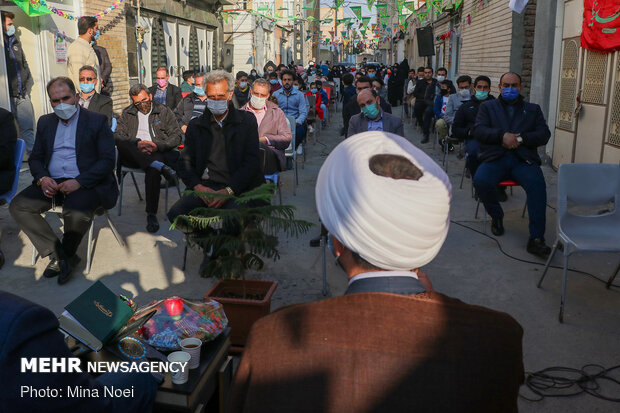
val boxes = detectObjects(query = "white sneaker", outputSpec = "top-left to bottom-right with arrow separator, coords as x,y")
308,125 -> 314,133
296,146 -> 303,155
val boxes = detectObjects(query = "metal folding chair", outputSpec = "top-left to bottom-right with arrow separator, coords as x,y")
537,163 -> 620,322
0,139 -> 25,206
284,115 -> 300,196
475,180 -> 527,233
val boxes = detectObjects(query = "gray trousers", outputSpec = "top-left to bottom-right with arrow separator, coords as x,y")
10,95 -> 35,152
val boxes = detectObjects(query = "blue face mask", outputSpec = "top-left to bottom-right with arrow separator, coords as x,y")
310,88 -> 318,94
270,79 -> 278,85
207,99 -> 228,115
94,29 -> 100,40
502,87 -> 519,101
475,90 -> 489,100
368,72 -> 375,78
79,83 -> 95,93
194,86 -> 206,96
361,103 -> 380,119
292,85 -> 299,91
6,25 -> 16,37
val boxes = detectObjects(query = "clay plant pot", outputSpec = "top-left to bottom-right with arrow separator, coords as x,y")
205,279 -> 278,353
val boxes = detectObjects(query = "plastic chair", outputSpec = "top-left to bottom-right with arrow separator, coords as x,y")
0,139 -> 25,206
475,180 -> 527,233
537,163 -> 620,322
284,115 -> 300,195
117,165 -> 182,218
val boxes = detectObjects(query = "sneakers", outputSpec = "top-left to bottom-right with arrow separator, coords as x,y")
491,217 -> 504,236
527,238 -> 552,258
308,125 -> 314,133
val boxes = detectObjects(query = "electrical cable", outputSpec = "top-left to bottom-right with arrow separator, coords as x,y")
449,220 -> 620,289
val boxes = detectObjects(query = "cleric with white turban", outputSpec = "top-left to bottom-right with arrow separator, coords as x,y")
316,131 -> 451,292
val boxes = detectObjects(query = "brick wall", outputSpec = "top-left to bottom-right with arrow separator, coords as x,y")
520,0 -> 537,100
82,0 -> 131,115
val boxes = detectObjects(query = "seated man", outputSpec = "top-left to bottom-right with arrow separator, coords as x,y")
241,78 -> 292,174
273,70 -> 308,148
434,80 -> 452,143
473,72 -> 551,257
167,70 -> 264,269
175,71 -> 208,134
149,66 -> 182,110
422,67 -> 456,143
314,80 -> 329,127
452,75 -> 494,178
306,81 -> 327,128
445,75 -> 472,126
268,71 -> 282,94
180,69 -> 195,97
342,76 -> 392,136
115,84 -> 180,233
77,65 -> 113,126
341,72 -> 356,107
0,107 -> 18,270
0,291 -> 157,412
229,131 -> 524,412
9,77 -> 117,284
348,89 -> 404,137
233,71 -> 250,108
372,76 -> 390,106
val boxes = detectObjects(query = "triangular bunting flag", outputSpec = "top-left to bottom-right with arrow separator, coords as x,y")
350,6 -> 362,20
302,0 -> 315,10
396,0 -> 406,14
404,1 -> 416,13
367,0 -> 375,12
380,15 -> 389,25
362,17 -> 371,28
221,11 -> 229,24
336,0 -> 345,7
376,4 -> 388,17
10,0 -> 52,16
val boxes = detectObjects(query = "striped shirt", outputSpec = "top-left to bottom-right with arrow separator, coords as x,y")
192,97 -> 207,120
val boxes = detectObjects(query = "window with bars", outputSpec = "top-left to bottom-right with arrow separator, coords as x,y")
189,26 -> 200,72
607,53 -> 620,147
150,18 -> 167,81
557,39 -> 579,131
582,49 -> 608,105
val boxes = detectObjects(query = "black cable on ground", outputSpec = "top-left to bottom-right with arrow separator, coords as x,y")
450,220 -> 620,289
520,364 -> 620,403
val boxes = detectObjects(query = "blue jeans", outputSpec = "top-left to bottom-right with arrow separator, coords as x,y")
473,152 -> 547,239
10,95 -> 35,152
97,371 -> 158,412
465,139 -> 481,177
295,123 -> 306,149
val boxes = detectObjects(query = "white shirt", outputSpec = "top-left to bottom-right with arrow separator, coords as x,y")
348,270 -> 419,287
48,107 -> 81,179
137,109 -> 152,141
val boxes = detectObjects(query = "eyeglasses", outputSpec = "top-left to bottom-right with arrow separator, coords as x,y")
79,77 -> 95,82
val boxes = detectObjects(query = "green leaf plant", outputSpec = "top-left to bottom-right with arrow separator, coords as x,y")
171,183 -> 313,297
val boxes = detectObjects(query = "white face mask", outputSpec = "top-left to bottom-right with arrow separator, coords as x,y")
458,88 -> 471,100
437,75 -> 446,82
53,102 -> 78,120
250,94 -> 267,110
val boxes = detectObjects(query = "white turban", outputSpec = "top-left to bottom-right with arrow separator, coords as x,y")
315,132 -> 452,271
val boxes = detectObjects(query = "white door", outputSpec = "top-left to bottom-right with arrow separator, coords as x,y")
197,28 -> 207,72
178,24 -> 190,82
138,16 -> 153,86
162,20 -> 179,84
207,30 -> 214,71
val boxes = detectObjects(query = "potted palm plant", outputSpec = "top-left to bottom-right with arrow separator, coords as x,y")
172,183 -> 312,351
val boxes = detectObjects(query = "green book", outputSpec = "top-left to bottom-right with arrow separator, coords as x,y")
61,281 -> 134,351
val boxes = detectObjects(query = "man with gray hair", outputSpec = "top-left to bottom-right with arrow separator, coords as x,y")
115,83 -> 181,233
174,71 -> 208,134
168,70 -> 264,272
228,132 -> 524,412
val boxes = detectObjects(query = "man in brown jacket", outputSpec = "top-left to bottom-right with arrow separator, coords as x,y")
241,78 -> 292,173
228,131 -> 524,413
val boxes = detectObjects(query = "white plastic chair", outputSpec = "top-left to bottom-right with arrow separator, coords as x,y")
284,115 -> 300,196
537,163 -> 620,322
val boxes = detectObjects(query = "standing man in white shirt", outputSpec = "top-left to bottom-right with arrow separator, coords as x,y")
67,17 -> 100,94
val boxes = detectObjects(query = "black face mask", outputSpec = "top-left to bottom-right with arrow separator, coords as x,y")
439,89 -> 449,96
135,100 -> 152,114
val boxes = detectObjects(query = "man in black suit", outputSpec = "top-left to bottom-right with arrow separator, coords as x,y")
9,77 -> 118,284
77,65 -> 113,125
0,291 -> 157,412
149,66 -> 182,110
0,108 -> 18,270
167,70 -> 264,270
342,76 -> 391,136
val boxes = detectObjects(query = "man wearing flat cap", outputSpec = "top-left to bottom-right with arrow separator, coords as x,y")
227,132 -> 524,413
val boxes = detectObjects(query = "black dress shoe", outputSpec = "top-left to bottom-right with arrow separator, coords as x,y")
527,238 -> 552,258
146,214 -> 160,233
491,217 -> 504,236
160,165 -> 177,182
57,255 -> 80,285
309,236 -> 321,247
44,258 -> 61,278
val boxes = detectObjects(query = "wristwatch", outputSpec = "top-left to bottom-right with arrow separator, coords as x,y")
225,186 -> 234,196
516,136 -> 523,143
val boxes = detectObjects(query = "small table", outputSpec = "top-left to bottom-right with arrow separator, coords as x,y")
154,328 -> 232,413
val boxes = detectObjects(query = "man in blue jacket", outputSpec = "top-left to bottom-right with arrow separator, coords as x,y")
273,70 -> 308,148
473,72 -> 551,257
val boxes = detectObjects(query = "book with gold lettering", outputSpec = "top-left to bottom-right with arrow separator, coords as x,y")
59,281 -> 134,351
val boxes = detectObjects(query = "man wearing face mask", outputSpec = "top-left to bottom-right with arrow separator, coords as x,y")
348,89 -> 404,138
9,77 -> 117,284
149,66 -> 182,110
445,75 -> 472,126
342,76 -> 392,137
67,17 -> 101,94
268,72 -> 282,94
273,70 -> 308,149
115,84 -> 181,233
242,78 -> 292,173
2,11 -> 35,157
473,72 -> 552,258
180,70 -> 195,97
421,67 -> 455,143
168,71 -> 264,271
232,71 -> 251,108
432,81 -> 452,143
228,132 -> 524,413
175,72 -> 208,134
77,65 -> 113,125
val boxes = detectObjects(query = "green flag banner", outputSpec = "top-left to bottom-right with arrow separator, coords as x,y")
221,11 -> 229,23
302,0 -> 315,10
431,0 -> 443,12
380,15 -> 389,25
367,0 -> 375,12
404,1 -> 416,13
323,18 -> 333,24
456,0 -> 463,9
396,0 -> 406,14
341,30 -> 347,37
350,6 -> 362,20
11,0 -> 51,16
336,0 -> 345,8
417,10 -> 428,24
399,14 -> 407,25
376,4 -> 388,17
362,16 -> 371,28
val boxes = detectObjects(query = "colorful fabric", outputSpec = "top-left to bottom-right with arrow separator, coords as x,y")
581,0 -> 620,53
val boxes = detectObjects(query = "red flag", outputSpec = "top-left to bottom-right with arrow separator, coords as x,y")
581,0 -> 620,53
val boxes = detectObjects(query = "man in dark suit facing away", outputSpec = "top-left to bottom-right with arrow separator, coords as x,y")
77,65 -> 113,125
9,77 -> 118,285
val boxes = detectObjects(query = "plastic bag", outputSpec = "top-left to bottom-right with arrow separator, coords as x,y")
133,297 -> 228,351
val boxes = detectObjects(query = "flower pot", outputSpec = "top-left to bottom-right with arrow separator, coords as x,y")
205,279 -> 278,352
